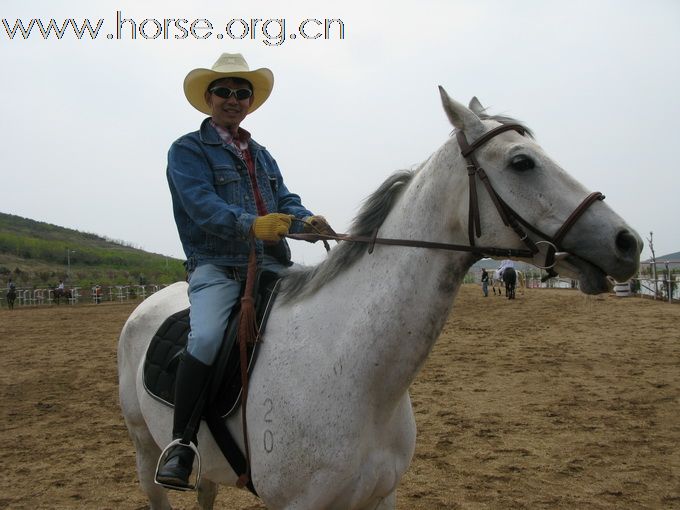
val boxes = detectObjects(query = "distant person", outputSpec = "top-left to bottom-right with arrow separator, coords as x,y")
481,268 -> 489,297
6,278 -> 17,310
158,52 -> 335,489
57,280 -> 65,291
496,259 -> 515,279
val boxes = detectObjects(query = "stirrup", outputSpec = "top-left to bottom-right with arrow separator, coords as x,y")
154,438 -> 202,491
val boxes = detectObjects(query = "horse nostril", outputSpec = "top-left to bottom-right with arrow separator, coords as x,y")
615,230 -> 639,257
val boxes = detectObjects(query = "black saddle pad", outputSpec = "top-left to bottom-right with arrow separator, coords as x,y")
143,271 -> 280,418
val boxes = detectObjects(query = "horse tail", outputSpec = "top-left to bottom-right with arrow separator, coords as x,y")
503,267 -> 517,285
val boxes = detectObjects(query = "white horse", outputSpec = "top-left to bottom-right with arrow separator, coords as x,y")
118,88 -> 642,509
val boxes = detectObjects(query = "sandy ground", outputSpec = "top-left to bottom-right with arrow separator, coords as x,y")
1,284 -> 678,509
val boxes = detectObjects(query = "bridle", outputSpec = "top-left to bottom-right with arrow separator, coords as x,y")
456,123 -> 605,276
288,123 -> 605,277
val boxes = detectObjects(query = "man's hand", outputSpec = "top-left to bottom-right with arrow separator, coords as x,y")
252,213 -> 294,242
302,215 -> 336,236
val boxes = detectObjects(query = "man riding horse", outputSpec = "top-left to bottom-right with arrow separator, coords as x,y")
53,282 -> 72,305
6,279 -> 17,309
156,52 -> 335,489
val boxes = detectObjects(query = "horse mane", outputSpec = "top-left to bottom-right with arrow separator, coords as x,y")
280,107 -> 532,302
280,169 -> 416,302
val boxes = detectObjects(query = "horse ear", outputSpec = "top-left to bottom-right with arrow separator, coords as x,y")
468,96 -> 486,115
438,86 -> 485,136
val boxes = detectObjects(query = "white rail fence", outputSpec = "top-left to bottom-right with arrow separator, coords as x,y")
466,270 -> 679,304
630,276 -> 679,303
4,273 -> 678,308
1,284 -> 172,308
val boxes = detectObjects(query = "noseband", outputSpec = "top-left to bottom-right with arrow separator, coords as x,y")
287,123 -> 604,278
456,123 -> 604,275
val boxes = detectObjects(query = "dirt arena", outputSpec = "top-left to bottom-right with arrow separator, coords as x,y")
1,284 -> 678,509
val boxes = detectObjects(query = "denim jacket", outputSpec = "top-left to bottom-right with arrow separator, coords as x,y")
167,118 -> 313,269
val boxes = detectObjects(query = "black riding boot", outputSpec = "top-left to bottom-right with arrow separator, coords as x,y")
156,352 -> 211,489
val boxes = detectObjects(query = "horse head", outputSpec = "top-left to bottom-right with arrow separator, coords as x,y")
439,87 -> 642,294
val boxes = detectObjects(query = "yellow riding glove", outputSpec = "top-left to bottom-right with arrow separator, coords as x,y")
251,213 -> 293,242
302,215 -> 335,236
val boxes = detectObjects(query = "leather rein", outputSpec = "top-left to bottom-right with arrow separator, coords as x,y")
288,123 -> 605,274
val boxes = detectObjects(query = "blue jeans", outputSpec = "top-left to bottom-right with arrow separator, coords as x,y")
186,256 -> 286,365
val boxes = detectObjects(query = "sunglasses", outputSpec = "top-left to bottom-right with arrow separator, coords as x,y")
209,87 -> 253,100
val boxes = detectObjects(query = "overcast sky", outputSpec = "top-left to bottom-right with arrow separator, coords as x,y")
1,0 -> 678,266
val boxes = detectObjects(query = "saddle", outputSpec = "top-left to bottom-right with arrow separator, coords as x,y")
143,271 -> 280,494
143,270 -> 280,417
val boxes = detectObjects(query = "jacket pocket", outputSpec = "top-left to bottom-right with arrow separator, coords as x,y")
212,168 -> 241,205
268,175 -> 279,195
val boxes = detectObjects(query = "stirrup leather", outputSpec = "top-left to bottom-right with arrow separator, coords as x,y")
154,438 -> 202,491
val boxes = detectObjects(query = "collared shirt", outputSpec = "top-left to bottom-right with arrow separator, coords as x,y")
210,120 -> 267,215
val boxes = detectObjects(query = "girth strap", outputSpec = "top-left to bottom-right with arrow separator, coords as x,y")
235,239 -> 259,490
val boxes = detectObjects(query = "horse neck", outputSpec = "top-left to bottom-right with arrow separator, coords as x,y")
334,140 -> 475,399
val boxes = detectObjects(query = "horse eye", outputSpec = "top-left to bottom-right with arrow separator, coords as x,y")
510,154 -> 535,171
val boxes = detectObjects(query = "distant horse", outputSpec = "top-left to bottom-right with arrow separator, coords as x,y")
118,89 -> 642,510
491,271 -> 525,296
491,275 -> 504,296
53,287 -> 72,305
6,288 -> 16,310
503,267 -> 517,299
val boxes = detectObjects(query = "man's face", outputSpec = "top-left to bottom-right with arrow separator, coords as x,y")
204,77 -> 254,132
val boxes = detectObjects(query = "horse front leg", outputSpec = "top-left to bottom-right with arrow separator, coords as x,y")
371,491 -> 396,510
125,418 -> 172,510
197,478 -> 218,510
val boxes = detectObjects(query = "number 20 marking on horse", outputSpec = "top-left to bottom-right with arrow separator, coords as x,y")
263,398 -> 274,453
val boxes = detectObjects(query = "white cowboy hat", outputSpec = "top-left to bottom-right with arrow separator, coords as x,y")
183,53 -> 274,115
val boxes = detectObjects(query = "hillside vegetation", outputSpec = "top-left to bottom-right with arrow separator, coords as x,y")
0,212 -> 185,288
